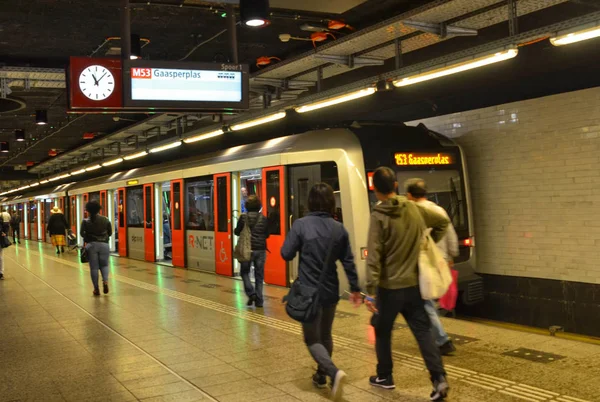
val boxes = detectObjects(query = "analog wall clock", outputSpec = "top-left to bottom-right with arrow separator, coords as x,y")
78,65 -> 115,101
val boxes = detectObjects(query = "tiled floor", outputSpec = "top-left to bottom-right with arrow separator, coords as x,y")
0,241 -> 597,402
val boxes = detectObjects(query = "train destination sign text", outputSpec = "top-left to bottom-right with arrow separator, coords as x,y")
394,153 -> 453,166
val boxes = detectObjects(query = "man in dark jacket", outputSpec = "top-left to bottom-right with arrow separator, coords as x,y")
365,167 -> 450,401
10,212 -> 21,244
234,195 -> 269,307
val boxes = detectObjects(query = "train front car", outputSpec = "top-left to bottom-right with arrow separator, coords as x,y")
352,122 -> 483,307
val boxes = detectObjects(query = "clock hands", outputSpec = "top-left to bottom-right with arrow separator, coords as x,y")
91,74 -> 99,86
97,72 -> 109,83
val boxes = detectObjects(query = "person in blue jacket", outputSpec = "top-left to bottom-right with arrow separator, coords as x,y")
281,182 -> 361,401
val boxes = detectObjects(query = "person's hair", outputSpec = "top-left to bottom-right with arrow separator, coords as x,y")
405,178 -> 427,199
85,201 -> 101,220
308,183 -> 336,215
372,166 -> 397,194
246,195 -> 261,212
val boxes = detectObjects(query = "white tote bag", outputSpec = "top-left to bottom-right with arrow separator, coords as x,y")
418,229 -> 452,300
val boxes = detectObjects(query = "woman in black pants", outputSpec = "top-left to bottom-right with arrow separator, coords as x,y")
281,183 -> 362,401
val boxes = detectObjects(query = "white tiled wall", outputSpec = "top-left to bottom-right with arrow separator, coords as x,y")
407,87 -> 600,284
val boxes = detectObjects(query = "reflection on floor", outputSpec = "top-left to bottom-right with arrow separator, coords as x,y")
0,241 -> 597,402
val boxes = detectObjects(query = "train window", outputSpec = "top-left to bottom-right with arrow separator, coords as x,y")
186,177 -> 214,231
266,170 -> 281,235
89,191 -> 100,203
240,168 -> 262,213
173,182 -> 181,230
144,186 -> 152,229
217,176 -> 227,233
29,202 -> 36,223
396,170 -> 466,231
126,186 -> 144,228
118,190 -> 125,228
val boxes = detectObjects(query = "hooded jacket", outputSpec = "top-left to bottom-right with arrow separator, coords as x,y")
234,212 -> 269,251
366,195 -> 449,294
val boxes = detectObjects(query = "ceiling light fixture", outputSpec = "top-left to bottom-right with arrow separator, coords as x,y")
15,129 -> 25,142
123,150 -> 148,160
85,165 -> 102,172
240,0 -> 270,27
295,87 -> 376,114
39,180 -> 49,184
130,33 -> 142,59
0,142 -> 8,153
29,182 -> 40,187
71,169 -> 86,175
550,22 -> 600,46
230,112 -> 286,131
49,173 -> 71,182
102,157 -> 124,167
393,48 -> 518,87
149,140 -> 182,153
183,129 -> 224,144
35,110 -> 48,125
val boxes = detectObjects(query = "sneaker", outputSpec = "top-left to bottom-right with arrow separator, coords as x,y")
93,289 -> 100,296
369,375 -> 395,389
312,373 -> 327,389
103,282 -> 109,294
331,370 -> 347,401
430,376 -> 449,401
439,340 -> 456,356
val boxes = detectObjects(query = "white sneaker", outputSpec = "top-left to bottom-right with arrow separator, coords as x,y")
331,370 -> 347,401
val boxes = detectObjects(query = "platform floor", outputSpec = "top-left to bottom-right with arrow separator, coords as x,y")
0,241 -> 596,402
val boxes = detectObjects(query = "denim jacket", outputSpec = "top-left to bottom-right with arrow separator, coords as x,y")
281,212 -> 360,305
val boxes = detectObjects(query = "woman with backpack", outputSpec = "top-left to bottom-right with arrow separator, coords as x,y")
281,183 -> 362,401
234,195 -> 269,307
80,201 -> 112,296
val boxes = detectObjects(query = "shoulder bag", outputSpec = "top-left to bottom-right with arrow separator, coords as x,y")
284,224 -> 339,323
418,224 -> 452,300
233,215 -> 252,262
80,220 -> 89,263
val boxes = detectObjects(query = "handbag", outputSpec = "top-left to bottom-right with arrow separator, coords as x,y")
418,228 -> 452,300
80,243 -> 89,264
439,268 -> 459,311
233,215 -> 252,262
284,225 -> 339,323
1,234 -> 11,249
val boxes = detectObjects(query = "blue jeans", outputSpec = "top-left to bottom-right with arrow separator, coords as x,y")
240,250 -> 266,304
87,242 -> 110,291
424,299 -> 450,346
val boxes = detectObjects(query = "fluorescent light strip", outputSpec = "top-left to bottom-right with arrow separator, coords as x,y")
71,169 -> 86,175
40,180 -> 49,184
230,112 -> 286,131
393,48 -> 518,87
124,150 -> 148,160
550,25 -> 600,46
29,182 -> 40,187
85,165 -> 102,172
149,140 -> 182,153
102,157 -> 124,166
183,129 -> 224,144
295,88 -> 376,113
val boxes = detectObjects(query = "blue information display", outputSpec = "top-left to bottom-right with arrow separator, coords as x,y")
123,60 -> 249,110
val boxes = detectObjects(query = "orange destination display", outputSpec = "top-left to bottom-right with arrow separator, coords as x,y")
394,152 -> 453,166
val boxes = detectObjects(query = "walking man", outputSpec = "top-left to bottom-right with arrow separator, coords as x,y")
10,211 -> 21,244
406,178 -> 459,356
365,167 -> 450,401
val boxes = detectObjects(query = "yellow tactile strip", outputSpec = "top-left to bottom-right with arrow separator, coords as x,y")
28,251 -> 591,402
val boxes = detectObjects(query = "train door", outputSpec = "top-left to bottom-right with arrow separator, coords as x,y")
20,203 -> 26,240
82,193 -> 89,219
111,191 -> 118,253
106,190 -> 116,253
287,164 -> 324,284
117,188 -> 127,256
156,182 -> 172,264
99,191 -> 107,215
69,196 -> 77,236
170,179 -> 184,267
261,166 -> 287,286
143,184 -> 155,262
213,173 -> 232,276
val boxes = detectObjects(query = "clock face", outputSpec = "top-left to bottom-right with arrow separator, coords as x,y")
78,65 -> 115,101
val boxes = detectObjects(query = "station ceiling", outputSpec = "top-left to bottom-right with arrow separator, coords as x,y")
0,0 -> 598,191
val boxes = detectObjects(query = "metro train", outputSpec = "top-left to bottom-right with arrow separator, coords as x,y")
1,122 -> 483,305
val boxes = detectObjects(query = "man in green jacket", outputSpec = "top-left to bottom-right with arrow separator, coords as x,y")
365,166 -> 450,401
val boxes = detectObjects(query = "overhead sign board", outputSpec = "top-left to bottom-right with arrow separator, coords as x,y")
123,60 -> 249,110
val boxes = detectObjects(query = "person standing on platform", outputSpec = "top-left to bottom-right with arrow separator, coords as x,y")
10,211 -> 21,244
234,195 -> 269,307
365,167 -> 450,401
47,207 -> 69,254
406,178 -> 459,356
281,183 -> 362,401
80,201 -> 112,296
240,187 -> 249,213
1,209 -> 11,231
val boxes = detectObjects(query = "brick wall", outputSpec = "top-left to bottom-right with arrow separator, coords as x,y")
407,87 -> 600,285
